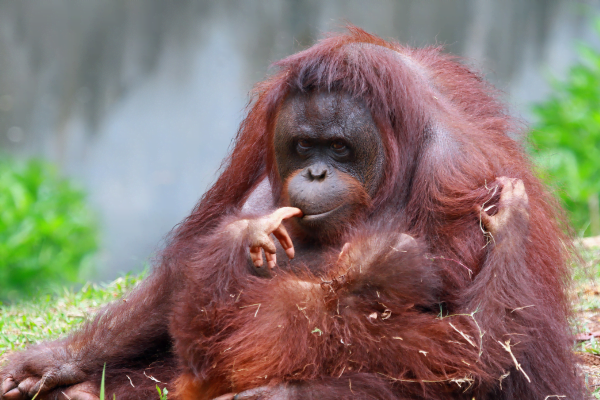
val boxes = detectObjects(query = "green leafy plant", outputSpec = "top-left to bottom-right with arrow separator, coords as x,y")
0,157 -> 98,300
530,23 -> 600,237
157,385 -> 168,400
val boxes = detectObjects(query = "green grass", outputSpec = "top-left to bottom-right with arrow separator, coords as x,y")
572,243 -> 600,358
573,243 -> 600,312
0,274 -> 142,357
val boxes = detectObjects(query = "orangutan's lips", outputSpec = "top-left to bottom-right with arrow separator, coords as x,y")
301,205 -> 343,221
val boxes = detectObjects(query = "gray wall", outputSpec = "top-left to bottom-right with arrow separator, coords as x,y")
1,0 -> 599,280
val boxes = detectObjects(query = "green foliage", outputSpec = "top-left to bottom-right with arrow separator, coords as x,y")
530,24 -> 600,236
100,364 -> 106,400
0,157 -> 98,300
157,385 -> 169,400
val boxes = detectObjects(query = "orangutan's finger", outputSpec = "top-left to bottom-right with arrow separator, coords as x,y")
1,378 -> 17,397
271,207 -> 303,224
265,251 -> 276,269
17,377 -> 41,398
211,393 -> 235,400
478,206 -> 496,232
498,177 -> 513,200
3,388 -> 22,400
250,246 -> 263,267
259,235 -> 277,255
233,386 -> 270,400
59,382 -> 100,400
273,224 -> 295,259
514,179 -> 527,199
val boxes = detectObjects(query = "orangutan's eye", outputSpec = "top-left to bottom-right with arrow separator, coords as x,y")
297,139 -> 313,150
331,140 -> 347,152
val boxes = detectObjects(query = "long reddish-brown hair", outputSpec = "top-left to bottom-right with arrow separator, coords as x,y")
171,26 -> 570,298
167,26 -> 578,399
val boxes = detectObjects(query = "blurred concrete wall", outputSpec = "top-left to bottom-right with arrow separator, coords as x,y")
0,0 -> 599,280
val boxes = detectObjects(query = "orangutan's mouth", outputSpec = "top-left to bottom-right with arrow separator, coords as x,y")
301,205 -> 343,221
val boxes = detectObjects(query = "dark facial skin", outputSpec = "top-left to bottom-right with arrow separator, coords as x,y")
274,91 -> 385,242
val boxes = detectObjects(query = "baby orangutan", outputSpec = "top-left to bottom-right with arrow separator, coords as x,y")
175,178 -> 532,400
